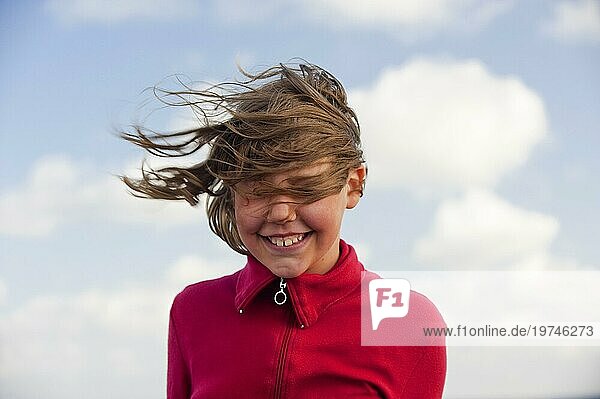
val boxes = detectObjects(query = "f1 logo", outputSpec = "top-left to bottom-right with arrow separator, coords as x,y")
369,279 -> 411,330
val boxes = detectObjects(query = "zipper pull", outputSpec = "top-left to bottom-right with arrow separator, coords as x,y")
274,277 -> 287,305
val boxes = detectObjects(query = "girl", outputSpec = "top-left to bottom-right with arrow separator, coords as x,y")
120,62 -> 446,398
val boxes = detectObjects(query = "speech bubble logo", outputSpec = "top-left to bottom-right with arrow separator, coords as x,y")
369,278 -> 411,330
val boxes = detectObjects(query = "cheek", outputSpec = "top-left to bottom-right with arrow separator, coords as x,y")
233,194 -> 265,235
234,206 -> 260,235
302,199 -> 345,234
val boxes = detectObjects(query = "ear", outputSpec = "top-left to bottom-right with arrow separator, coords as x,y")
345,164 -> 366,209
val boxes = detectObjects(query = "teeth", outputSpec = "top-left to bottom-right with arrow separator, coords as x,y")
268,233 -> 306,247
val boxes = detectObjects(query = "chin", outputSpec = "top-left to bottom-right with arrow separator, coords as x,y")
280,270 -> 305,279
268,262 -> 308,279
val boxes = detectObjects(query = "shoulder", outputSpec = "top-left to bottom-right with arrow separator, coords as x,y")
408,290 -> 445,327
170,271 -> 241,317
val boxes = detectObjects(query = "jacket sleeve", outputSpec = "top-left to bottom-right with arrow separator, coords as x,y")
167,303 -> 191,399
399,345 -> 447,398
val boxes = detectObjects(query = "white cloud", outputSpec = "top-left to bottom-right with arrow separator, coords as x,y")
541,0 -> 600,44
302,0 -> 513,39
44,0 -> 514,38
407,180 -> 600,397
0,154 -> 204,237
351,58 -> 548,197
166,254 -> 240,285
210,0 -> 512,40
45,0 -> 201,24
413,189 -> 560,269
0,255 -> 239,399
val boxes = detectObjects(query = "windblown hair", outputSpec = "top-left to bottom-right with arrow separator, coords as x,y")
119,62 -> 365,254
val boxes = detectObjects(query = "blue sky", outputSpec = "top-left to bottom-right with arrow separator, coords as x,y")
1,1 -> 600,398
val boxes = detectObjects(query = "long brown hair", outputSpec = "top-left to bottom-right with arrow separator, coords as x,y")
119,62 -> 365,254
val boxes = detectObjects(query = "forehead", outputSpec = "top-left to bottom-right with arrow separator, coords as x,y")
232,160 -> 350,206
271,162 -> 330,184
238,162 -> 331,187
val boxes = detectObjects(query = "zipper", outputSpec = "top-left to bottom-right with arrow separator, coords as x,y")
273,307 -> 294,399
274,277 -> 287,305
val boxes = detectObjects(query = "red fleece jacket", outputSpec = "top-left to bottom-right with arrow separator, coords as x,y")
167,240 -> 446,398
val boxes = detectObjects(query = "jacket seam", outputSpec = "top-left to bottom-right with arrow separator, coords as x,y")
318,277 -> 363,318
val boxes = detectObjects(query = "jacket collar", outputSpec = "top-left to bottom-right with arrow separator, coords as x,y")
234,239 -> 364,328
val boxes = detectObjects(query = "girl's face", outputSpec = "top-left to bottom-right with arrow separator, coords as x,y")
233,164 -> 365,278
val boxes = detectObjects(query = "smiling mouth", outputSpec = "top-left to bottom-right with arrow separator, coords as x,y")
261,232 -> 312,248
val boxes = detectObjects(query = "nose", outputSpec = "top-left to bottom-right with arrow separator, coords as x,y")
265,200 -> 297,224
